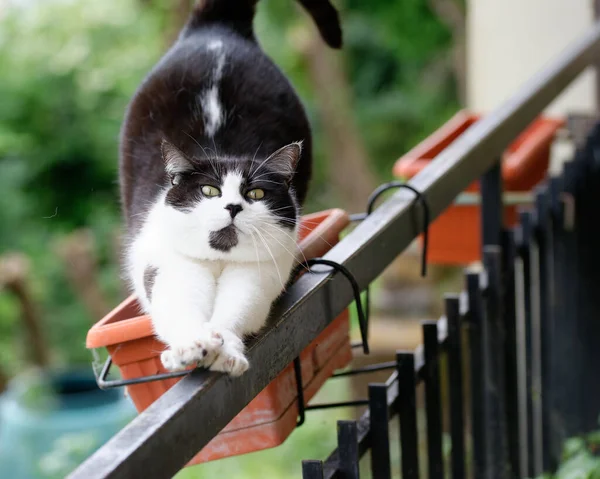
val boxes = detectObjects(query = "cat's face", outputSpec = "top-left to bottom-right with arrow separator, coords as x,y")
157,141 -> 301,263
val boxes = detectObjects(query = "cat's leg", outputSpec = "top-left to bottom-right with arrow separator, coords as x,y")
208,260 -> 290,376
149,259 -> 224,372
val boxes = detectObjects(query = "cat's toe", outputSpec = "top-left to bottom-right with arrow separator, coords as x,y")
160,342 -> 214,371
160,349 -> 187,371
210,350 -> 249,377
195,329 -> 225,364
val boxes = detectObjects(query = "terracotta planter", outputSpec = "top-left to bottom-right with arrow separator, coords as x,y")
393,110 -> 564,264
86,209 -> 352,464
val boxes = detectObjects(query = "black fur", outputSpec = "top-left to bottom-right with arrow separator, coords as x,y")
184,0 -> 342,48
143,266 -> 158,301
119,0 -> 343,233
209,225 -> 239,251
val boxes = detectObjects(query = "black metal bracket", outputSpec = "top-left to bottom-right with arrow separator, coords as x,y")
291,255 -> 403,426
293,357 -> 397,427
94,356 -> 191,390
292,257 -> 370,355
292,183 -> 430,426
292,256 -> 379,426
349,181 -> 430,351
351,181 -> 430,277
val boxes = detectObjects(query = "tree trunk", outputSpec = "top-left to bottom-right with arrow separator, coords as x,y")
165,0 -> 193,48
428,0 -> 467,104
291,25 -> 378,214
0,253 -> 50,368
55,230 -> 111,321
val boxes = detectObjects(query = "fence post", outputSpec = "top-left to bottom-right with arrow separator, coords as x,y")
580,134 -> 600,434
483,246 -> 511,478
574,138 -> 600,438
396,352 -> 420,479
423,321 -> 444,479
466,271 -> 486,479
481,160 -> 511,479
514,210 -> 535,478
369,383 -> 391,479
302,460 -> 325,479
445,295 -> 465,479
501,229 -> 520,478
532,185 -> 552,473
547,169 -> 579,461
481,161 -> 503,246
337,421 -> 360,479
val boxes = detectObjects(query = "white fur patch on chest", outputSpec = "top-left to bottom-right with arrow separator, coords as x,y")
199,39 -> 226,137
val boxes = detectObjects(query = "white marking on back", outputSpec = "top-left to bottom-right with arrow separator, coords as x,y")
207,39 -> 223,51
200,39 -> 227,137
201,87 -> 223,137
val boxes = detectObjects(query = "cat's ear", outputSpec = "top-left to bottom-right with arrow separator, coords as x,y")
265,141 -> 302,183
161,140 -> 194,179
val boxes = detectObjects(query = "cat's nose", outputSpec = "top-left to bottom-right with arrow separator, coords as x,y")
225,203 -> 243,219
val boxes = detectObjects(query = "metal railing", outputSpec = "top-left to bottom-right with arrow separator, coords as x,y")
70,20 -> 600,479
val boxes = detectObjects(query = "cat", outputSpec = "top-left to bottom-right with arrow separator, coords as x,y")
119,0 -> 342,376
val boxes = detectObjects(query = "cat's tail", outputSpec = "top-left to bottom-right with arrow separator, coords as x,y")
185,0 -> 342,49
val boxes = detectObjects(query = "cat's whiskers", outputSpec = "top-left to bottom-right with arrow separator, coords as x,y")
257,225 -> 309,273
251,142 -> 263,164
211,137 -> 222,163
251,217 -> 310,262
248,227 -> 262,282
255,216 -> 335,250
250,171 -> 281,182
267,205 -> 294,211
250,226 -> 285,289
182,130 -> 220,179
250,154 -> 274,178
262,223 -> 318,258
249,179 -> 282,186
254,217 -> 300,242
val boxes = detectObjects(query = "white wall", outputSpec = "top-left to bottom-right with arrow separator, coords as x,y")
467,0 -> 596,116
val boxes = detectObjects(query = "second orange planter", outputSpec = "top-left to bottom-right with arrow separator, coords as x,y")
86,208 -> 352,464
393,110 -> 564,264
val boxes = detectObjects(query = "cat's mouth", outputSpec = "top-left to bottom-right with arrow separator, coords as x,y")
208,224 -> 239,252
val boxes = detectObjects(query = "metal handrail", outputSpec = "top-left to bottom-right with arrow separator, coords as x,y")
69,20 -> 600,479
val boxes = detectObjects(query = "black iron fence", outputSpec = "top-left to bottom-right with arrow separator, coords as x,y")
299,118 -> 600,479
70,20 -> 600,479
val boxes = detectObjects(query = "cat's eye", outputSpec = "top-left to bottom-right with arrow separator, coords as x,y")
246,188 -> 265,200
201,185 -> 221,197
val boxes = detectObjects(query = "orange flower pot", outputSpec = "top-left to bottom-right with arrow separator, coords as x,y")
86,209 -> 352,464
393,110 -> 564,264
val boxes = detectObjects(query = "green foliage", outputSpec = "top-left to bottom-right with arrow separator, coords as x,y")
534,428 -> 600,479
0,0 -> 163,232
0,0 -> 165,369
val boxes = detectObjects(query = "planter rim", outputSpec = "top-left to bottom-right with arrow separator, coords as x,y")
393,108 -> 565,184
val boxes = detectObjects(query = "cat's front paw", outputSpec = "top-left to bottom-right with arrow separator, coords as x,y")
160,329 -> 224,372
209,331 -> 249,376
210,349 -> 249,376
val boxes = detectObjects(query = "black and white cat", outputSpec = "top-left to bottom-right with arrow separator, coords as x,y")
119,0 -> 342,376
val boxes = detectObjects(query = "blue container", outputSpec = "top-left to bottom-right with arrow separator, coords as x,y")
0,368 -> 136,478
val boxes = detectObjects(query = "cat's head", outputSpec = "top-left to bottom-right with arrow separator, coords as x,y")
157,140 -> 301,262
